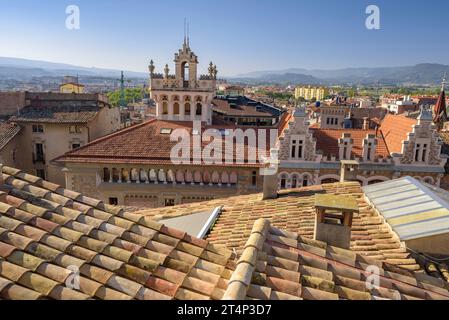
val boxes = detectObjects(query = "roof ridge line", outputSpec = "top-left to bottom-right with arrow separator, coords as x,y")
222,218 -> 270,300
267,231 -> 449,298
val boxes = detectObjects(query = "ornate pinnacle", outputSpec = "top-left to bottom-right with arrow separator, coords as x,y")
148,60 -> 155,75
208,62 -> 214,77
164,64 -> 170,78
212,65 -> 218,79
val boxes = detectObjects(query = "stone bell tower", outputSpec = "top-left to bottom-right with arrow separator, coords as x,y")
148,33 -> 218,125
174,35 -> 198,88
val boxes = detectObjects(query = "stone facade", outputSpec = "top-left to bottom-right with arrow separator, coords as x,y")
276,107 -> 447,189
63,162 -> 261,208
149,41 -> 217,125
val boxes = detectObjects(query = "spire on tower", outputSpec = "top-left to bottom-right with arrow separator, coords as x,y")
183,18 -> 188,48
187,22 -> 190,47
442,72 -> 447,92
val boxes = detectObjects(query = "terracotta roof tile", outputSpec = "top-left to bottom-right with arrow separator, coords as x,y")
0,122 -> 21,151
311,128 -> 390,158
221,219 -> 449,300
0,165 -> 236,300
380,114 -> 417,154
54,119 -> 270,167
1,164 -> 448,300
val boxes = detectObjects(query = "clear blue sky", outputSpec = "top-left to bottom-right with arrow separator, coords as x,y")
0,0 -> 448,76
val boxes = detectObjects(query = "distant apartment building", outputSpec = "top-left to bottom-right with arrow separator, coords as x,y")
5,92 -> 120,185
380,94 -> 419,114
58,76 -> 85,93
295,85 -> 328,101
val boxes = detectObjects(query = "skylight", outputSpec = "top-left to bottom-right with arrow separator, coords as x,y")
160,128 -> 172,134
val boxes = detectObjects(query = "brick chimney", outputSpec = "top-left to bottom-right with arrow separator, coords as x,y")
340,160 -> 359,182
314,194 -> 359,249
362,117 -> 369,130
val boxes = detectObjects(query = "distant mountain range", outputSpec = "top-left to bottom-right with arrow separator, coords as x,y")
1,57 -> 448,86
231,63 -> 449,86
0,57 -> 148,80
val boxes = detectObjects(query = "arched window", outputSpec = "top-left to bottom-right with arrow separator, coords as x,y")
280,174 -> 287,189
103,168 -> 110,182
162,101 -> 168,115
203,171 -> 211,184
212,171 -> 220,184
196,103 -> 202,116
181,62 -> 189,87
291,175 -> 299,188
303,177 -> 309,187
185,103 -> 191,116
173,102 -> 180,115
112,168 -> 119,182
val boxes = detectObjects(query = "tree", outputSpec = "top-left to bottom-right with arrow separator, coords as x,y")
107,88 -> 144,106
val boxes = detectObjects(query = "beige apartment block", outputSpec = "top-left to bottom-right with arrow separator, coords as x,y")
7,92 -> 120,185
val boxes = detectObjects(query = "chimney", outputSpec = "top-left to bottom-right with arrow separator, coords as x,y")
362,117 -> 369,130
262,149 -> 280,200
314,194 -> 359,249
340,160 -> 359,183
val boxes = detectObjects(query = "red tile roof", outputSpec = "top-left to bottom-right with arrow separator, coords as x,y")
311,129 -> 390,158
379,114 -> 417,154
223,219 -> 449,300
2,165 -> 449,300
0,165 -> 236,300
0,122 -> 21,150
434,90 -> 447,124
55,119 -> 274,167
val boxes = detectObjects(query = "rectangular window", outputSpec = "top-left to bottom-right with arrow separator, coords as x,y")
36,169 -> 46,180
422,144 -> 428,162
32,124 -> 44,133
165,198 -> 175,207
72,144 -> 81,150
415,144 -> 421,162
35,143 -> 44,162
291,145 -> 296,158
109,197 -> 118,205
70,126 -> 82,134
251,171 -> 257,187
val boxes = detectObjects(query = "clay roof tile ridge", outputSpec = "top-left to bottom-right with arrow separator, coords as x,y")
222,219 -> 270,300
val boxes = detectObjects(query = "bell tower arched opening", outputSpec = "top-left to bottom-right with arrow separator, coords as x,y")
181,61 -> 190,87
